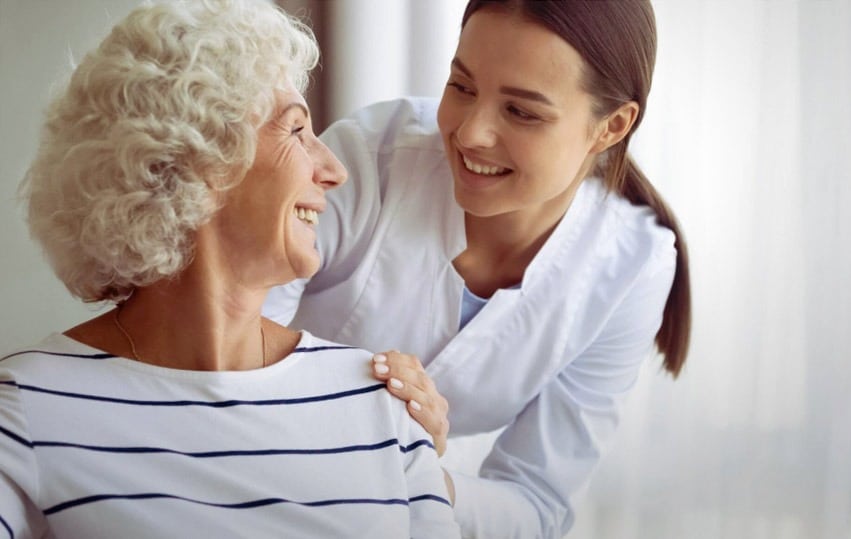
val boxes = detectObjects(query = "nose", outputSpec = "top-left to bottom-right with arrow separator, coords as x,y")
455,104 -> 498,149
311,139 -> 347,190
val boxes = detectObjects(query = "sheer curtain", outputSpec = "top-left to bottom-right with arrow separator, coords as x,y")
572,2 -> 851,537
278,0 -> 466,131
283,1 -> 851,537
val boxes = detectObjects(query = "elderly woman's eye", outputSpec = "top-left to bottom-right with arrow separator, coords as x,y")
291,125 -> 306,138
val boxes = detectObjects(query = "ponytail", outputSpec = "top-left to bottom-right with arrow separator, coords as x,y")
605,141 -> 691,377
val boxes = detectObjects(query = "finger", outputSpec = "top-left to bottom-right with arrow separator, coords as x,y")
371,355 -> 431,391
380,350 -> 425,372
375,363 -> 446,420
371,356 -> 436,413
404,391 -> 450,440
407,400 -> 449,456
384,375 -> 432,411
406,397 -> 449,435
372,353 -> 391,378
369,351 -> 449,456
377,367 -> 449,441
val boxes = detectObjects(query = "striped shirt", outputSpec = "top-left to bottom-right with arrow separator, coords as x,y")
0,331 -> 459,539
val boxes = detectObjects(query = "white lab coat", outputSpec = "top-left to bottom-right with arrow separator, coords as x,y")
264,98 -> 676,538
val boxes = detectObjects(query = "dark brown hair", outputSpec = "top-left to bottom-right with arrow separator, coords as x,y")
462,0 -> 691,377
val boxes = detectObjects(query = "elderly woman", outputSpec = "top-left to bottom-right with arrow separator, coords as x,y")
0,1 -> 459,537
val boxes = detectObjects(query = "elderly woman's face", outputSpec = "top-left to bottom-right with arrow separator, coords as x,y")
208,80 -> 346,284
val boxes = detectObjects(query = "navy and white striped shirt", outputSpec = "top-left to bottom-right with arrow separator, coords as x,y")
0,331 -> 459,538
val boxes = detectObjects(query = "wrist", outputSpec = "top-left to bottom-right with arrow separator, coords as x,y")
443,467 -> 456,505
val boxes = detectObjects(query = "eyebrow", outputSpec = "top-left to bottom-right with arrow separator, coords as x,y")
451,58 -> 555,107
280,102 -> 310,119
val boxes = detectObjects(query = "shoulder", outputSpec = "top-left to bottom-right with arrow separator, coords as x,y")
320,97 -> 444,155
289,331 -> 377,384
1,334 -> 111,374
290,332 -> 417,428
0,335 -> 116,413
585,179 -> 676,278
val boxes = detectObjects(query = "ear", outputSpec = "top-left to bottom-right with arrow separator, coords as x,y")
590,101 -> 639,154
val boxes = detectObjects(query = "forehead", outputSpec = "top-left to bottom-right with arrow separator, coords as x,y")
272,80 -> 308,111
456,9 -> 587,99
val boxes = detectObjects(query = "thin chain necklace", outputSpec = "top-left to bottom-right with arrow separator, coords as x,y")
113,304 -> 267,368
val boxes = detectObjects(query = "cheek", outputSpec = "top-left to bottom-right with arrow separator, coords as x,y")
272,151 -> 311,199
290,157 -> 314,190
538,127 -> 592,167
436,93 -> 457,137
512,132 -> 588,190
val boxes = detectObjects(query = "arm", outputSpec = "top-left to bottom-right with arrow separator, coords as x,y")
397,401 -> 461,538
0,370 -> 50,539
449,252 -> 676,538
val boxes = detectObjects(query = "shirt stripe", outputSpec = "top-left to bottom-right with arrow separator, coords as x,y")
293,345 -> 355,353
43,492 -> 413,516
30,437 -> 434,457
0,424 -> 32,449
410,493 -> 453,507
8,382 -> 385,407
0,514 -> 13,539
0,350 -> 114,362
0,343 -> 353,363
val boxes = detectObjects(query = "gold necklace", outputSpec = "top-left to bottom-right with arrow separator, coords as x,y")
112,305 -> 267,368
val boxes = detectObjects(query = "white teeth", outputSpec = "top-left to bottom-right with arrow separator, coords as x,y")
463,155 -> 507,176
293,207 -> 318,225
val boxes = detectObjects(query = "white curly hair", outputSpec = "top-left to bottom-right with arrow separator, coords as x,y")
21,0 -> 319,303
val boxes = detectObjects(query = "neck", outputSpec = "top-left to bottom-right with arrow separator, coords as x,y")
455,180 -> 582,297
114,259 -> 270,371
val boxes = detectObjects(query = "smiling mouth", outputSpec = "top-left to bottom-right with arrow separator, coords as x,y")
294,207 -> 318,225
462,154 -> 510,176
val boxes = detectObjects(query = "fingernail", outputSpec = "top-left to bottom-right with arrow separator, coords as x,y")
374,363 -> 389,374
390,378 -> 404,389
373,354 -> 387,363
409,400 -> 422,411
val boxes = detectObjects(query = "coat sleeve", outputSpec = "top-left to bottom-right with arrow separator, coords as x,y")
448,247 -> 676,538
0,368 -> 51,539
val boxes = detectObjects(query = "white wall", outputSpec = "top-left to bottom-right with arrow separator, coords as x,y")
0,0 -> 143,350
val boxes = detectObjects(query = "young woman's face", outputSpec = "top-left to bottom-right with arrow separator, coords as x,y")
437,9 -> 604,220
211,80 -> 346,284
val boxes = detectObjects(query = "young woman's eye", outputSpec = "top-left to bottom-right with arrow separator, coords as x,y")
507,105 -> 540,122
447,81 -> 475,96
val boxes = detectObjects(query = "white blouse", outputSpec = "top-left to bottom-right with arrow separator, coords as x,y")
264,97 -> 676,538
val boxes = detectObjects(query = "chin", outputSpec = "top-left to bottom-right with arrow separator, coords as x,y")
292,257 -> 321,280
453,186 -> 503,218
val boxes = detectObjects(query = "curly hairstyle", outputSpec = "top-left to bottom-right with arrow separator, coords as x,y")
20,0 -> 319,303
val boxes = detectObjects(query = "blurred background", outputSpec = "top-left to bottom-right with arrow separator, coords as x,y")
1,1 -> 849,537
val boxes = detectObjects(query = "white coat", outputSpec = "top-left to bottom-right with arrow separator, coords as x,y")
264,98 -> 676,538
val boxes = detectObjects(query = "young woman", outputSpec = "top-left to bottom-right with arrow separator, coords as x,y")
265,1 -> 691,536
0,1 -> 459,537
